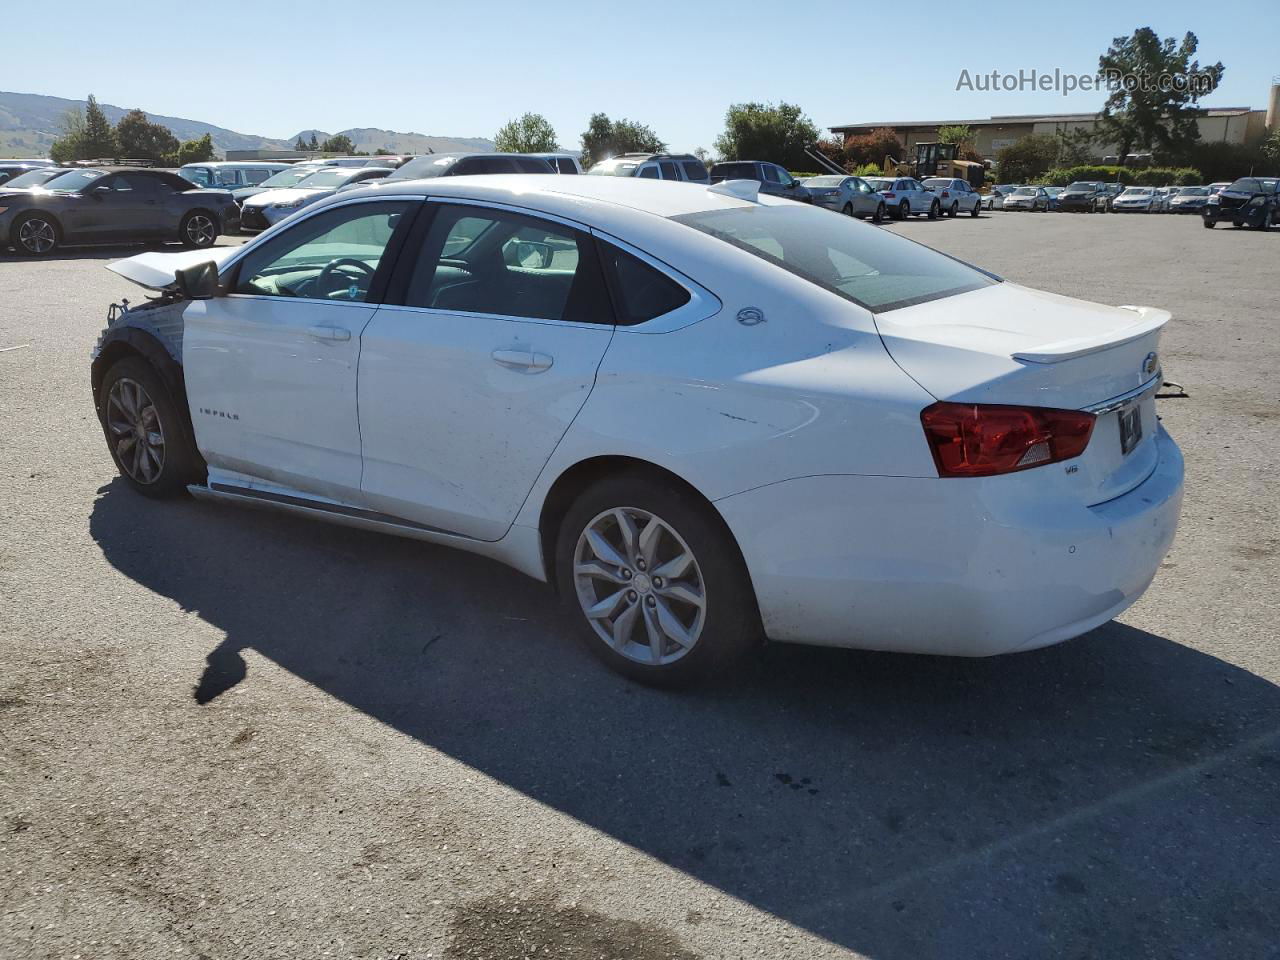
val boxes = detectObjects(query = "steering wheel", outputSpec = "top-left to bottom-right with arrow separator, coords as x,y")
316,257 -> 376,298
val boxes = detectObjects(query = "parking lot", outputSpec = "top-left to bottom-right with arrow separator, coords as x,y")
1,210 -> 1277,960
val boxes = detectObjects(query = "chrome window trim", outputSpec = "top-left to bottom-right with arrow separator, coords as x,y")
1084,371 -> 1162,415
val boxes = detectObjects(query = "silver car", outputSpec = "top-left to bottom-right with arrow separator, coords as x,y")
921,177 -> 982,217
863,176 -> 941,220
1002,186 -> 1050,211
238,166 -> 395,232
801,175 -> 887,221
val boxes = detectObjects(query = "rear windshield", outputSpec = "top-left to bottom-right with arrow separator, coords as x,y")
673,204 -> 995,313
1177,187 -> 1208,195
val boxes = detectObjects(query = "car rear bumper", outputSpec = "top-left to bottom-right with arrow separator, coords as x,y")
714,425 -> 1184,657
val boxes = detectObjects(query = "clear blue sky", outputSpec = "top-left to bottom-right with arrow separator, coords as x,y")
6,0 -> 1276,152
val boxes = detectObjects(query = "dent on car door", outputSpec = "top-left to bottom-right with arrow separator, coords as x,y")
182,198 -> 418,502
356,201 -> 616,541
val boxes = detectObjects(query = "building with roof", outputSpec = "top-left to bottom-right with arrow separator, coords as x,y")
830,106 -> 1269,163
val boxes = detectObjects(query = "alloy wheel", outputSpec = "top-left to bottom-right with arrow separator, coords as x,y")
106,378 -> 165,484
572,506 -> 707,666
18,217 -> 56,254
185,215 -> 216,246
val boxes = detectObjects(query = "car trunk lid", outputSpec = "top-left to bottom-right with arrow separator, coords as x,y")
874,282 -> 1169,504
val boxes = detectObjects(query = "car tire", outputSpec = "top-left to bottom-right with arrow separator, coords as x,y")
948,201 -> 958,217
180,210 -> 219,249
97,356 -> 204,499
1232,221 -> 1243,228
970,200 -> 980,217
554,472 -> 759,686
897,201 -> 909,221
1203,218 -> 1215,228
1252,210 -> 1272,230
842,202 -> 854,216
10,212 -> 61,256
928,201 -> 940,220
873,202 -> 886,223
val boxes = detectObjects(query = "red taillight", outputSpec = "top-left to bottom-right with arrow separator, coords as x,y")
884,191 -> 896,198
920,402 -> 1096,478
941,191 -> 950,197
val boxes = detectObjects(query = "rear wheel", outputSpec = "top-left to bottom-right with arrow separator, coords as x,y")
98,356 -> 203,498
555,474 -> 758,686
842,202 -> 854,216
897,201 -> 909,220
11,212 -> 60,256
1202,218 -> 1215,228
180,210 -> 218,248
872,202 -> 886,223
1252,210 -> 1272,230
1232,220 -> 1244,228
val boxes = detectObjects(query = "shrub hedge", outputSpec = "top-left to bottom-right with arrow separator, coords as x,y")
1034,165 -> 1202,187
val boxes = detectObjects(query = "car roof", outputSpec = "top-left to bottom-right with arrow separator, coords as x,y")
355,173 -> 793,221
181,160 -> 288,168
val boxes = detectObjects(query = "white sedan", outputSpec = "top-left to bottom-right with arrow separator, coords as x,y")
92,175 -> 1183,685
237,166 -> 395,231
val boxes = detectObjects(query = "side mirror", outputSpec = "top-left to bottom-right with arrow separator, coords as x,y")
175,261 -> 220,300
508,240 -> 553,270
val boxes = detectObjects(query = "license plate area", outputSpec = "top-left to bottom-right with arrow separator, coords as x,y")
1118,403 -> 1143,456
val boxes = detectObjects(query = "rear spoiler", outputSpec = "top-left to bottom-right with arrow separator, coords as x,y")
1012,305 -> 1170,364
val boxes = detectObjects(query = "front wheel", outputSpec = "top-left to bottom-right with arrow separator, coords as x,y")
842,202 -> 854,217
1252,210 -> 1273,230
555,474 -> 758,685
1203,218 -> 1215,228
969,200 -> 980,217
928,201 -> 940,220
98,356 -> 204,498
180,210 -> 219,248
11,212 -> 60,256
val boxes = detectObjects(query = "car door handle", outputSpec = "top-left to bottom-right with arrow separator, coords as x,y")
491,348 -> 553,373
307,324 -> 351,342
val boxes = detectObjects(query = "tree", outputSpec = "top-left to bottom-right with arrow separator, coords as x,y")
373,147 -> 394,156
842,127 -> 902,168
82,95 -> 118,159
320,134 -> 355,154
176,134 -> 216,165
494,113 -> 559,153
295,136 -> 309,151
115,109 -> 180,163
713,102 -> 819,172
1096,28 -> 1223,164
49,107 -> 86,164
1055,126 -> 1098,165
936,124 -> 973,148
579,113 -> 665,168
308,134 -> 320,151
692,147 -> 712,166
995,134 -> 1060,183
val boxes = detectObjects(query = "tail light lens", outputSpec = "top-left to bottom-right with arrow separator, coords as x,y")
883,191 -> 896,198
920,402 -> 1096,477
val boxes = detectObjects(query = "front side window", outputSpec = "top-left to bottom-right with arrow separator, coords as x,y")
404,204 -> 611,324
673,204 -> 996,313
762,165 -> 782,184
233,200 -> 413,301
180,166 -> 212,187
681,160 -> 708,181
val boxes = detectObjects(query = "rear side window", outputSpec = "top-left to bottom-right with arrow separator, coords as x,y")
451,156 -> 516,175
712,162 -> 758,181
658,160 -> 679,180
555,158 -> 578,174
598,242 -> 691,325
244,169 -> 273,185
513,156 -> 555,174
681,160 -> 708,182
673,205 -> 995,313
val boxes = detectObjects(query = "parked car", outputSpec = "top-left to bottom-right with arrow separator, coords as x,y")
1058,181 -> 1107,212
708,160 -> 808,199
384,152 -> 555,182
1111,187 -> 1158,213
801,175 -> 886,220
91,175 -> 1183,685
1099,182 -> 1125,211
982,184 -> 1020,210
1151,186 -> 1178,212
921,177 -> 982,217
0,160 -> 52,186
1168,186 -> 1211,213
864,177 -> 940,219
177,162 -> 291,190
230,164 -> 330,206
1,167 -> 237,256
1201,176 -> 1279,230
0,166 -> 73,191
238,166 -> 394,231
592,153 -> 711,184
530,153 -> 584,174
1043,186 -> 1065,210
1002,186 -> 1050,211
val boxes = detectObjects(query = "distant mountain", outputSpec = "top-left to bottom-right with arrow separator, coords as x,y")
0,91 -> 493,158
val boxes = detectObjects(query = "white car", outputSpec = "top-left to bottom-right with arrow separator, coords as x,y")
238,166 -> 394,231
920,178 -> 982,217
1002,186 -> 1050,211
1112,187 -> 1157,212
863,177 -> 941,219
92,176 -> 1183,684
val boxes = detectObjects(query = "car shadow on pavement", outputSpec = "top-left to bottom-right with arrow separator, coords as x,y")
89,480 -> 1280,959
